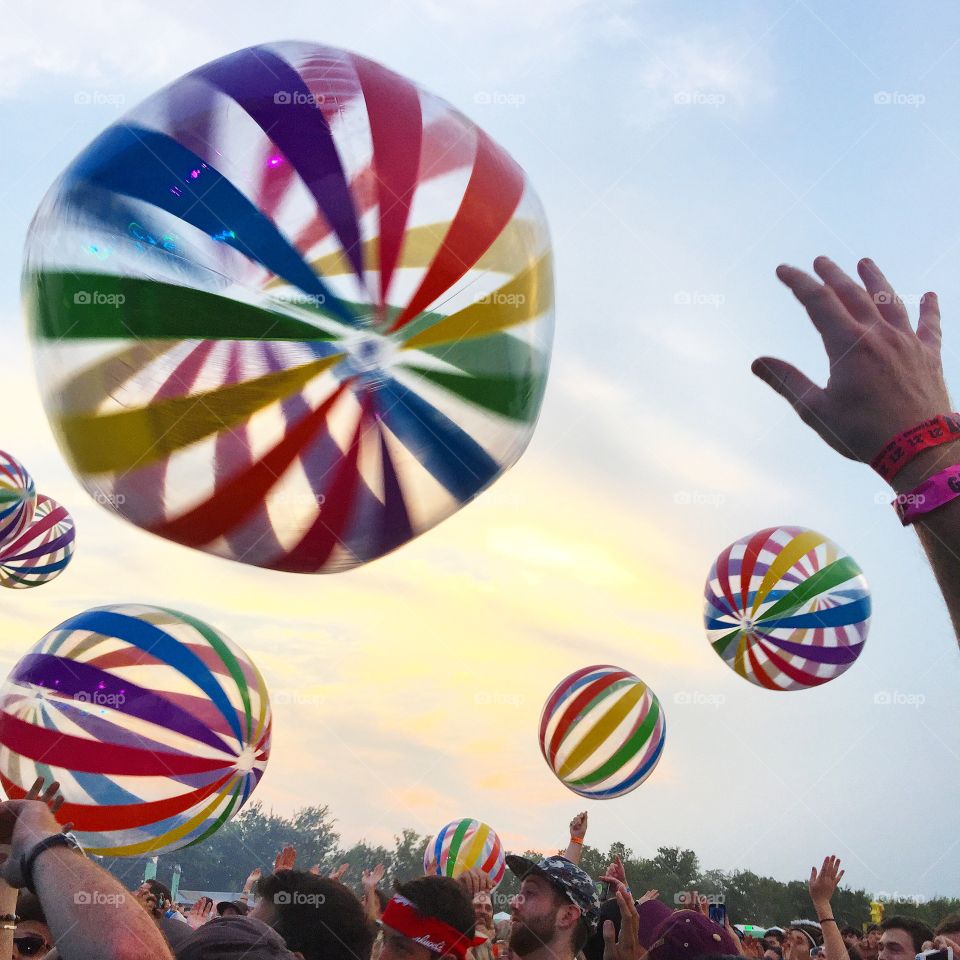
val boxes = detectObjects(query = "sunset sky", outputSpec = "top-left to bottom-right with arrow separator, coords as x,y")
2,0 -> 960,899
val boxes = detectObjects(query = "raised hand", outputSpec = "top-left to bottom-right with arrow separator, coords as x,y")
328,863 -> 350,882
569,811 -> 588,841
754,257 -> 948,464
638,889 -> 659,905
362,864 -> 386,892
602,881 -> 647,960
808,855 -> 845,908
187,896 -> 214,929
273,844 -> 297,873
457,867 -> 494,897
600,856 -> 627,888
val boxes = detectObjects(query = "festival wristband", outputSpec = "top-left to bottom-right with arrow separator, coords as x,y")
381,894 -> 487,960
569,836 -> 583,845
893,464 -> 960,525
871,413 -> 960,482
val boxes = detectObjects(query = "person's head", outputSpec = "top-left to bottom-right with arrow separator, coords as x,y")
176,916 -> 299,960
505,856 -> 600,959
879,917 -> 934,960
784,925 -> 818,960
252,870 -> 373,960
848,946 -> 863,960
378,876 -> 477,960
866,926 -> 882,949
765,929 -> 786,949
647,911 -> 740,960
137,879 -> 172,917
763,948 -> 784,960
841,928 -> 862,948
473,891 -> 494,930
14,892 -> 51,960
218,899 -> 250,918
936,915 -> 960,938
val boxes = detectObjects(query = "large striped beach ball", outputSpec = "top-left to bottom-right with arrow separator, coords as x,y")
0,604 -> 271,855
424,818 -> 506,887
704,526 -> 870,690
24,41 -> 554,574
538,665 -> 666,799
0,451 -> 36,547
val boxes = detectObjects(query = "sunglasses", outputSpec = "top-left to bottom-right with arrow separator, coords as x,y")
14,935 -> 50,957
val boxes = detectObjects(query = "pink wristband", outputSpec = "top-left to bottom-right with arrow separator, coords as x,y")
893,464 -> 960,525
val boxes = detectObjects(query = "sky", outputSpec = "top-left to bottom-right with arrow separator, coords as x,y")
1,0 -> 960,903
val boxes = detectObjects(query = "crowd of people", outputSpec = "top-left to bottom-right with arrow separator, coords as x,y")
1,789 -> 957,960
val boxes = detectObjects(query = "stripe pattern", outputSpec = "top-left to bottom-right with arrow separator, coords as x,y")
0,451 -> 36,547
0,494 -> 75,588
424,818 -> 506,888
0,604 -> 271,855
538,665 -> 666,799
704,526 -> 871,690
24,41 -> 554,574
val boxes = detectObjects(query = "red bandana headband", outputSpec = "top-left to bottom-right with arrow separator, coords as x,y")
381,894 -> 487,960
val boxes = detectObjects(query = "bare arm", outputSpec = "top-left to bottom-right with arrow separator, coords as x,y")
0,801 -> 172,960
808,856 -> 849,960
754,255 -> 960,639
564,812 -> 587,865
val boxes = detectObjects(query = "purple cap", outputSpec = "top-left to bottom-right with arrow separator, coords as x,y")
648,910 -> 739,960
638,900 -> 674,949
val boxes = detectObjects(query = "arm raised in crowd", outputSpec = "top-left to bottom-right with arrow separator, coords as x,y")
808,855 -> 850,960
564,811 -> 588,865
0,798 -> 172,960
754,256 -> 960,640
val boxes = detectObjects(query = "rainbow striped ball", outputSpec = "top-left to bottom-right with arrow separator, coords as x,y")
538,666 -> 666,799
0,451 -> 36,547
704,526 -> 871,690
24,42 -> 554,574
0,495 -> 75,589
0,604 -> 271,855
424,819 -> 505,887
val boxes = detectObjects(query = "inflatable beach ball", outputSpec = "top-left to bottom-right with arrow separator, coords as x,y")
704,526 -> 870,690
539,665 -> 666,799
24,41 -> 554,574
0,604 -> 271,855
0,451 -> 36,547
424,818 -> 506,887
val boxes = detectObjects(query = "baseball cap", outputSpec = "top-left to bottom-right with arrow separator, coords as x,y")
648,909 -> 739,960
505,855 -> 601,930
216,900 -> 250,916
175,916 -> 297,960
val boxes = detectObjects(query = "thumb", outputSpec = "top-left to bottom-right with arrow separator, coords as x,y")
603,919 -> 616,945
752,357 -> 825,422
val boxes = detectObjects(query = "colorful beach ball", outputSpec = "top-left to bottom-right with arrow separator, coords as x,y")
704,526 -> 871,690
0,604 -> 271,855
538,666 -> 666,799
0,451 -> 36,547
24,41 -> 554,574
424,819 -> 506,887
0,494 -> 75,589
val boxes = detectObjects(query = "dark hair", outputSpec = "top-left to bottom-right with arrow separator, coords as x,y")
848,946 -> 863,960
866,925 -> 882,935
16,892 -> 46,925
584,898 -> 621,960
144,879 -> 172,905
258,870 -> 373,960
936,914 -> 960,937
880,916 -> 934,953
375,888 -> 390,912
765,947 -> 784,959
393,876 -> 476,940
544,883 -> 591,954
841,927 -> 861,939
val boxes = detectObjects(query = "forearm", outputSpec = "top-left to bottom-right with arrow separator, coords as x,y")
361,889 -> 380,923
563,839 -> 583,865
812,902 -> 848,960
891,440 -> 960,640
33,848 -> 172,960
